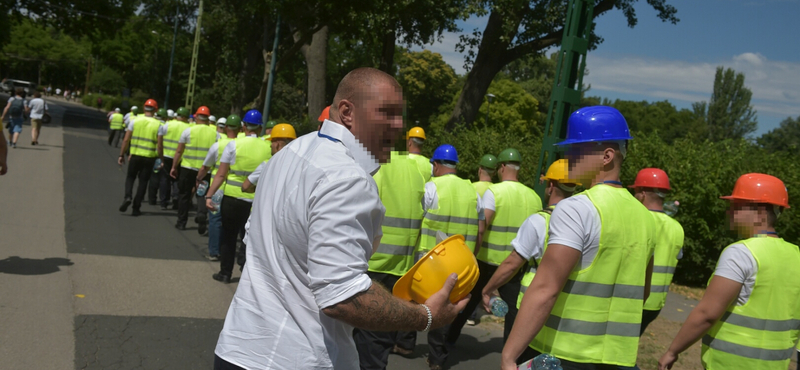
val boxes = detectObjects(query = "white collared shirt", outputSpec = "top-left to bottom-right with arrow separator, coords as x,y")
215,120 -> 383,370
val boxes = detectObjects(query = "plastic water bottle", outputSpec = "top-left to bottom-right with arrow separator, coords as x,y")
489,297 -> 508,317
209,189 -> 223,215
531,353 -> 562,370
663,200 -> 680,217
153,158 -> 162,173
196,180 -> 209,197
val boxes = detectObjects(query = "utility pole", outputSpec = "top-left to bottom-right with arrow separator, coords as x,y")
262,12 -> 281,122
533,0 -> 594,199
84,57 -> 92,96
185,0 -> 203,110
165,14 -> 179,109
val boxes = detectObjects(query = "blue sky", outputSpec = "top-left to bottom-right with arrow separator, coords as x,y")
415,0 -> 800,135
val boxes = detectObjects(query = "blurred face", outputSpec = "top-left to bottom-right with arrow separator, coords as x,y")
564,143 -> 607,184
727,202 -> 766,236
342,82 -> 405,163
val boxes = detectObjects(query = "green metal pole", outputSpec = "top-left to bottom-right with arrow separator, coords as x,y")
164,14 -> 179,109
185,0 -> 203,110
263,12 -> 281,122
533,0 -> 595,199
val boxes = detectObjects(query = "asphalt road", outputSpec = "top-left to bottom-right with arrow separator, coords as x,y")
0,97 -> 508,370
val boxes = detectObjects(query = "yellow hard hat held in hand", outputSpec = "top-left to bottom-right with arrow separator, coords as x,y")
393,234 -> 479,304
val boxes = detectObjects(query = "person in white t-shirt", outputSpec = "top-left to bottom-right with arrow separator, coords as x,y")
28,91 -> 47,145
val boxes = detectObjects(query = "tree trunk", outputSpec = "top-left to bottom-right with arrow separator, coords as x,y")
446,10 -> 518,129
378,28 -> 396,75
233,24 -> 262,115
298,26 -> 328,122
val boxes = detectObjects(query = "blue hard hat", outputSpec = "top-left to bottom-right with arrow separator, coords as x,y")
556,106 -> 633,146
430,144 -> 459,164
242,109 -> 263,125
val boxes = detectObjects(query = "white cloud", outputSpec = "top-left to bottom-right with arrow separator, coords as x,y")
585,53 -> 800,122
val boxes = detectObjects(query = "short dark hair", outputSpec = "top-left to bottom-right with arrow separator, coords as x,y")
33,90 -> 41,98
15,87 -> 25,97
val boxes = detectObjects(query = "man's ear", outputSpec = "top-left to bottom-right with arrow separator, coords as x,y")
337,99 -> 355,129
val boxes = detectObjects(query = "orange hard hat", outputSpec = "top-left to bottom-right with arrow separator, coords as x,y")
629,168 -> 670,191
393,235 -> 479,304
144,99 -> 158,110
318,106 -> 330,122
195,106 -> 210,116
720,173 -> 789,208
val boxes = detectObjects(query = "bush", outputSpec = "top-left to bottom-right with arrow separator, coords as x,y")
81,93 -> 123,112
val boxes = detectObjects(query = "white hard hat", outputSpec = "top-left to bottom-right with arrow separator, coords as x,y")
209,115 -> 217,122
167,109 -> 175,118
131,105 -> 138,110
216,117 -> 227,127
115,108 -> 121,112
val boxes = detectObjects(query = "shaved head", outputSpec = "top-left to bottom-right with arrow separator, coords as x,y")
327,67 -> 405,163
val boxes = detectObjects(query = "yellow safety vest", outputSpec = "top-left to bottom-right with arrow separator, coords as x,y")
181,125 -> 217,170
473,181 -> 492,197
210,136 -> 236,188
110,113 -> 124,130
702,236 -> 800,370
417,174 -> 480,254
223,137 -> 271,200
162,120 -> 188,159
129,116 -> 160,158
477,181 -> 542,265
408,153 -> 432,183
368,152 -> 425,276
517,208 -> 553,309
643,211 -> 685,311
530,184 -> 655,367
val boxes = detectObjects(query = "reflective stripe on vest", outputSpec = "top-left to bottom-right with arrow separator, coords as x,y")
162,120 -> 188,158
643,211 -> 684,311
129,117 -> 159,158
701,237 -> 800,370
110,113 -> 124,130
368,152 -> 425,276
518,210 -> 552,309
417,174 -> 480,256
473,181 -> 492,197
223,137 -> 270,200
408,153 -> 432,183
530,185 -> 655,367
181,125 -> 217,170
477,181 -> 542,265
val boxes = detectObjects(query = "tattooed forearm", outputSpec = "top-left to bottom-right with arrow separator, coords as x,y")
322,281 -> 427,331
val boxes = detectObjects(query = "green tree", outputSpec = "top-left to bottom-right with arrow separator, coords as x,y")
603,99 -> 706,143
696,66 -> 758,141
757,116 -> 800,154
88,67 -> 126,95
446,0 -> 679,129
1,19 -> 89,86
395,50 -> 459,126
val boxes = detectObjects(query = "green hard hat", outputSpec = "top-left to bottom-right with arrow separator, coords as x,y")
497,148 -> 522,164
131,106 -> 139,114
479,154 -> 498,169
265,120 -> 277,129
156,108 -> 168,118
226,114 -> 242,128
176,107 -> 190,117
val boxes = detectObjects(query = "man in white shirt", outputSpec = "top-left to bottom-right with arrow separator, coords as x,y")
28,91 -> 47,145
214,68 -> 468,370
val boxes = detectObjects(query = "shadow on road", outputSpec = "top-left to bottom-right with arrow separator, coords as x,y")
12,146 -> 49,151
445,332 -> 504,368
0,256 -> 73,275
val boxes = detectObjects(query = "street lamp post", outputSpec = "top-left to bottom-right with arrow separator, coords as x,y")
164,15 -> 179,109
486,93 -> 495,126
150,30 -> 159,98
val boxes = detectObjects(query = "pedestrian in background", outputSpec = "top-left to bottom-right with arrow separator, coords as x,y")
28,91 -> 47,145
1,87 -> 28,148
0,130 -> 7,175
108,108 -> 125,147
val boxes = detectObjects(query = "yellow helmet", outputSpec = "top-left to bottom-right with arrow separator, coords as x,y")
542,159 -> 580,185
406,126 -> 426,141
393,235 -> 479,304
271,123 -> 296,140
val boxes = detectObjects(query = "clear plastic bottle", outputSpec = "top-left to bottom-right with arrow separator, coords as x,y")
196,180 -> 209,197
153,158 -> 162,173
489,296 -> 508,317
532,353 -> 562,370
209,189 -> 223,215
663,200 -> 680,217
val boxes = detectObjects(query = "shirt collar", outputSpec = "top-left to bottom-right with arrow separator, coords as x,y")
320,120 -> 380,175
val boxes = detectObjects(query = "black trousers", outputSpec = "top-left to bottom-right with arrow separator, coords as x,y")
354,271 -> 420,370
640,309 -> 661,336
148,164 -> 162,204
108,129 -> 124,147
219,196 -> 252,277
124,155 -> 156,210
158,157 -> 179,207
447,260 -> 524,344
213,355 -> 245,370
177,168 -> 208,225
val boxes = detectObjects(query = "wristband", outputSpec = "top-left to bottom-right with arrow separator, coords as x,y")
420,304 -> 432,332
204,196 -> 213,199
